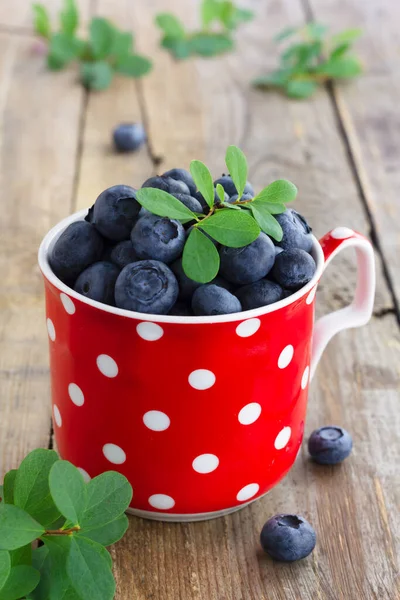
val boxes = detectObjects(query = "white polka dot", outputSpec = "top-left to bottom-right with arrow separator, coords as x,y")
68,383 -> 84,407
192,454 -> 219,474
306,286 -> 317,305
274,426 -> 291,450
301,366 -> 310,390
188,369 -> 216,390
53,405 -> 62,428
278,345 -> 294,369
238,402 -> 262,425
78,468 -> 91,482
143,410 -> 170,432
60,293 -> 75,315
102,443 -> 126,465
236,318 -> 261,338
96,354 -> 118,378
236,483 -> 260,502
331,227 -> 354,240
47,318 -> 56,341
136,322 -> 164,341
148,494 -> 175,510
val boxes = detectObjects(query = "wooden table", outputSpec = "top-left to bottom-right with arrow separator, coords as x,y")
0,1 -> 399,598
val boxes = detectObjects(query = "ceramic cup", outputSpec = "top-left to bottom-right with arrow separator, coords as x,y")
39,213 -> 375,522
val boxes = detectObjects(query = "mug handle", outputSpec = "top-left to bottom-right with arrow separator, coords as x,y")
310,228 -> 376,380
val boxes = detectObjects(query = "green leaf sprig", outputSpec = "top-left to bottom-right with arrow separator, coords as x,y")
155,0 -> 253,60
253,23 -> 363,99
33,0 -> 152,90
136,145 -> 297,284
0,448 -> 132,599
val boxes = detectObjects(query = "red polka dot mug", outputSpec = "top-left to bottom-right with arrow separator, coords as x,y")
39,214 -> 375,521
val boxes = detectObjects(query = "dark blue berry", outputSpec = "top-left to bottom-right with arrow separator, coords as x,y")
236,280 -> 283,310
260,515 -> 316,562
110,240 -> 138,269
74,261 -> 120,306
131,214 -> 185,264
170,259 -> 202,301
113,123 -> 146,152
211,276 -> 236,293
192,284 -> 242,316
115,260 -> 178,314
168,301 -> 194,316
170,193 -> 202,213
162,168 -> 196,195
271,249 -> 316,290
228,192 -> 254,203
275,209 -> 313,253
308,426 -> 353,465
92,185 -> 140,241
142,176 -> 190,196
49,221 -> 104,284
142,176 -> 169,192
219,232 -> 276,285
214,174 -> 254,198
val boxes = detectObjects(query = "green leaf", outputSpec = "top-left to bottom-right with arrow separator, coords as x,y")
9,544 -> 31,567
36,538 -> 77,600
216,183 -> 226,204
0,566 -> 39,600
80,61 -> 113,90
49,461 -> 87,525
3,471 -> 17,505
228,7 -> 254,29
254,201 -> 286,214
304,22 -> 328,40
200,210 -> 260,247
14,449 -> 60,527
190,160 -> 214,209
136,188 -> 197,222
0,551 -> 11,592
222,202 -> 241,210
90,17 -> 115,59
31,546 -> 48,572
330,28 -> 362,46
285,80 -> 318,98
155,13 -> 186,39
116,54 -> 152,78
252,69 -> 291,88
67,537 -> 115,600
80,472 -> 132,530
189,33 -> 234,57
274,26 -> 297,42
318,55 -> 362,78
201,0 -> 220,27
0,504 -> 44,551
252,179 -> 297,204
78,514 -> 129,547
110,31 -> 133,59
60,0 -> 79,37
0,487 -> 3,503
330,42 -> 350,60
250,205 -> 283,241
161,36 -> 191,59
182,228 -> 220,284
47,32 -> 80,70
225,145 -> 248,199
282,41 -> 322,68
33,4 -> 51,39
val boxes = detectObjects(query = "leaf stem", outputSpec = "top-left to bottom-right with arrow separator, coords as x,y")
44,526 -> 80,536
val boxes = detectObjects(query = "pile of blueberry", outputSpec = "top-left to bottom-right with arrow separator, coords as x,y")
49,169 -> 316,316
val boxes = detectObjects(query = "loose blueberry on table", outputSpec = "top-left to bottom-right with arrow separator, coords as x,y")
113,123 -> 146,153
260,514 -> 316,562
49,145 -> 316,315
308,426 -> 353,465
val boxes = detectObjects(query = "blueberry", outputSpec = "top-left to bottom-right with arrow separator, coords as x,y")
228,192 -> 254,203
260,515 -> 316,562
236,280 -> 283,310
214,174 -> 254,198
271,249 -> 316,290
171,193 -> 202,213
113,123 -> 146,152
219,232 -> 275,285
162,168 -> 196,195
131,214 -> 185,264
282,288 -> 294,299
142,176 -> 190,196
211,275 -> 236,293
308,426 -> 353,465
115,260 -> 178,314
92,185 -> 140,241
142,176 -> 169,192
110,240 -> 138,269
192,284 -> 242,316
49,221 -> 104,283
74,261 -> 120,305
169,301 -> 194,316
275,209 -> 313,253
170,259 -> 202,301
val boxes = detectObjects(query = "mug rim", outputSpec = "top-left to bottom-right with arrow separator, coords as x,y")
38,209 -> 325,324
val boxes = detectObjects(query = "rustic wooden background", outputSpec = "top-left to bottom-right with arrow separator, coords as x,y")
0,0 -> 399,598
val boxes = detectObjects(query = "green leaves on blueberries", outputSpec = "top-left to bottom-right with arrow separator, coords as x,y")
32,0 -> 152,90
0,449 -> 132,600
136,188 -> 197,222
253,22 -> 362,99
190,160 -> 215,209
225,145 -> 247,199
183,228 -> 220,284
199,210 -> 260,247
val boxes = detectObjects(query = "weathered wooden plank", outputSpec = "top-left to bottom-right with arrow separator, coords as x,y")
0,31 -> 85,473
0,0 -> 92,31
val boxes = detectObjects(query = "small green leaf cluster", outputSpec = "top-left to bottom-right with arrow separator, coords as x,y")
33,0 -> 152,90
253,23 -> 363,99
0,448 -> 132,599
155,0 -> 253,60
135,145 -> 297,284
